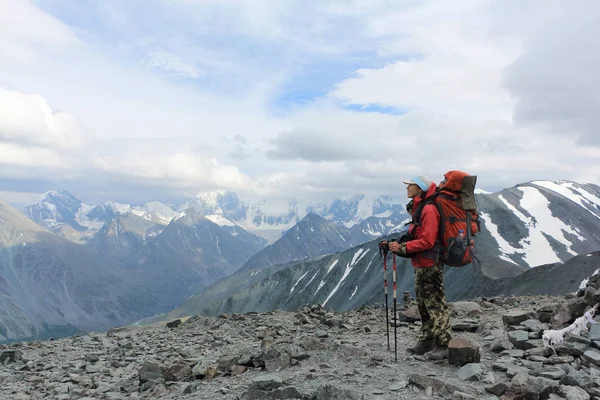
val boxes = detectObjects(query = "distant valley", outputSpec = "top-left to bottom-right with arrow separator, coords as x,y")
0,189 -> 408,342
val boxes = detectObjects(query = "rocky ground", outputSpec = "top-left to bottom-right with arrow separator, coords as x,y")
2,289 -> 600,399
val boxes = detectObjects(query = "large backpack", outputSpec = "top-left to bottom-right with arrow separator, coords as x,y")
405,170 -> 480,267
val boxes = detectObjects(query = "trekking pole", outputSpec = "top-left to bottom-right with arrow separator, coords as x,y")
379,242 -> 390,351
393,253 -> 398,363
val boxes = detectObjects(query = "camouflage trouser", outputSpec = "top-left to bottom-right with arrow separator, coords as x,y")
414,264 -> 451,346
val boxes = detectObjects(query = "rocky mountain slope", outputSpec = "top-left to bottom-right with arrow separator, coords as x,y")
141,210 -> 269,292
3,291 -> 600,399
163,231 -> 526,320
85,212 -> 162,263
167,233 -> 600,322
0,201 -> 162,343
0,201 -> 270,344
238,213 -> 374,273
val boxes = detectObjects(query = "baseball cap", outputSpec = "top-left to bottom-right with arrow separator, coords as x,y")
402,175 -> 432,191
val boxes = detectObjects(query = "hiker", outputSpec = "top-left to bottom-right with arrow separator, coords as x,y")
387,175 -> 452,360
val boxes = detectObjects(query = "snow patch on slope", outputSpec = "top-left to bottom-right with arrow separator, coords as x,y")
290,271 -> 309,294
75,203 -> 104,230
580,268 -> 600,290
314,280 -> 326,295
299,272 -> 318,293
322,248 -> 369,307
205,214 -> 236,227
519,186 -> 581,254
349,285 -> 358,300
533,181 -> 600,219
497,193 -> 558,267
498,186 -> 583,267
479,212 -> 520,265
326,259 -> 339,275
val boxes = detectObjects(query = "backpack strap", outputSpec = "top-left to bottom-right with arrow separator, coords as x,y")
411,193 -> 438,228
410,195 -> 443,262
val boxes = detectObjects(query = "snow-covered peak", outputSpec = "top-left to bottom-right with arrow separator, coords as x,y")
194,191 -> 228,207
354,195 -> 380,222
475,188 -> 492,194
327,194 -> 405,228
132,201 -> 179,224
102,201 -> 132,214
531,180 -> 600,218
41,188 -> 80,201
205,214 -> 236,227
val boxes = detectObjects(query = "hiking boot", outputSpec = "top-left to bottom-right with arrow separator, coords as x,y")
407,338 -> 434,355
424,344 -> 448,360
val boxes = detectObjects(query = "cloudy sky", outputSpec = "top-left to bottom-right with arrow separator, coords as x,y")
1,0 -> 599,207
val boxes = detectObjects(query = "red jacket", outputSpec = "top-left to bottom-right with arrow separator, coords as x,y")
406,182 -> 440,268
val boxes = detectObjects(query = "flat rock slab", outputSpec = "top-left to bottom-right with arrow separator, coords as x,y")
503,310 -> 536,327
452,322 -> 480,332
560,371 -> 594,388
457,363 -> 487,381
501,349 -> 525,358
589,324 -> 600,341
555,341 -> 590,357
583,349 -> 600,366
252,374 -> 283,390
450,301 -> 483,317
409,374 -> 459,397
508,330 -> 529,350
520,319 -> 549,335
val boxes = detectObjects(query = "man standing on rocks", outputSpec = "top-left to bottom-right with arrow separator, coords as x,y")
387,175 -> 452,360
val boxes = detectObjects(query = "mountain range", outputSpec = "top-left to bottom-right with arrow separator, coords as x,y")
22,190 -> 409,245
0,188 -> 408,342
162,180 -> 600,319
0,201 -> 162,342
3,179 -> 600,342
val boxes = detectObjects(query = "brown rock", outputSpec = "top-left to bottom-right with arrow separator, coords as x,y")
486,383 -> 508,396
500,384 -> 539,400
231,365 -> 248,376
448,338 -> 481,366
398,306 -> 421,323
204,366 -> 222,380
217,354 -> 239,372
164,361 -> 192,382
166,319 -> 182,329
138,362 -> 166,385
537,305 -> 555,324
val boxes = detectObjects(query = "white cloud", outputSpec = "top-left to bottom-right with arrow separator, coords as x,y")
145,49 -> 204,79
0,191 -> 45,207
0,88 -> 84,178
0,89 -> 85,150
329,1 -> 518,120
0,0 -> 599,206
499,0 -> 600,144
0,0 -> 81,68
0,143 -> 72,169
92,152 -> 254,191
